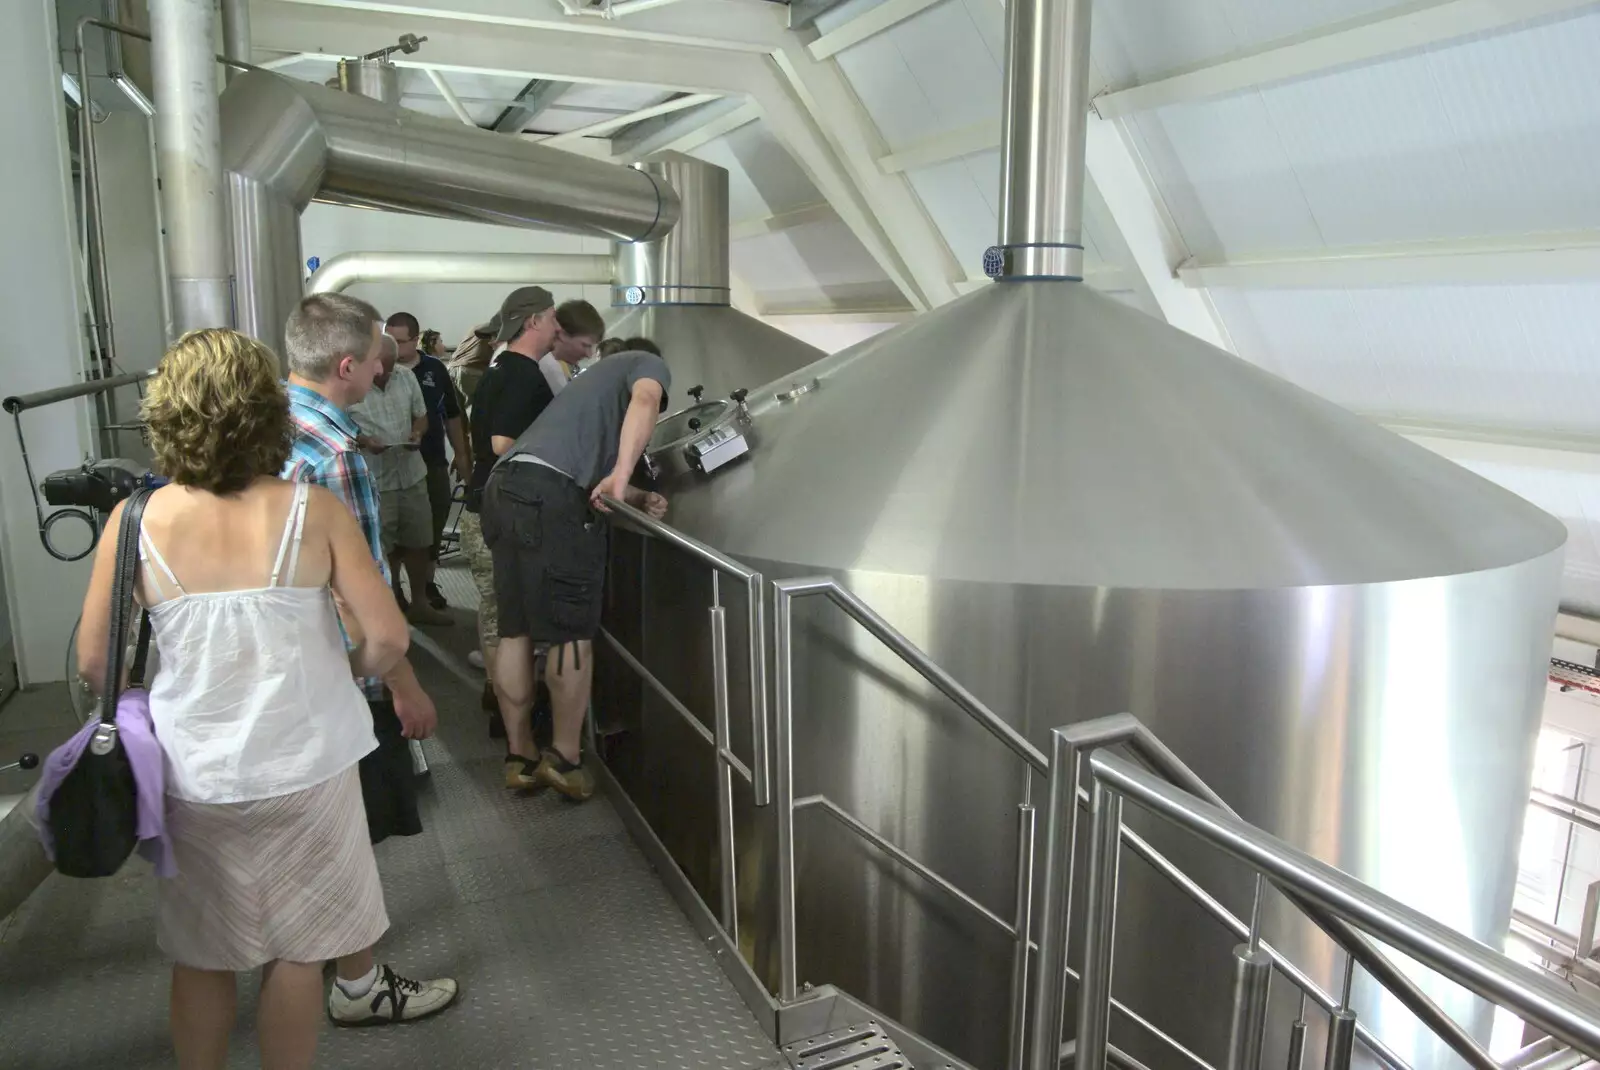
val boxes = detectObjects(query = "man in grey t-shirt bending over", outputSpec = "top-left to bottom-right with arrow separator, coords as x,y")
480,346 -> 670,800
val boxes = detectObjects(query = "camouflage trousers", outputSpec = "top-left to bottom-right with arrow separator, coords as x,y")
459,508 -> 497,647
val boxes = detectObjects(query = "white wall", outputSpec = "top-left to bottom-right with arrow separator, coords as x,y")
0,0 -> 98,684
299,204 -> 619,344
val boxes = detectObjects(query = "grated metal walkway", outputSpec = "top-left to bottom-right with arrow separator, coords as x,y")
0,558 -> 784,1070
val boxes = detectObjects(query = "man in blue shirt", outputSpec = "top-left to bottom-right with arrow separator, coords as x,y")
386,311 -> 470,611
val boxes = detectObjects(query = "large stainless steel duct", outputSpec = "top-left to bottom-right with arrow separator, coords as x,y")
306,252 -> 616,295
598,0 -> 1567,1068
606,153 -> 822,402
150,0 -> 232,332
220,69 -> 680,355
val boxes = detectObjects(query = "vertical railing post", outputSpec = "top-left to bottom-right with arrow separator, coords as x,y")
1226,875 -> 1272,1070
1325,955 -> 1359,1070
774,583 -> 799,1002
1286,993 -> 1307,1070
710,596 -> 738,946
1075,779 -> 1123,1070
746,572 -> 771,806
1007,773 -> 1037,1070
1028,731 -> 1087,1070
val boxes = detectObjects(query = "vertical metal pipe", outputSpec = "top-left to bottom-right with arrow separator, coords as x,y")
747,573 -> 771,806
774,585 -> 798,1002
1225,945 -> 1272,1070
1028,732 -> 1087,1070
220,0 -> 251,83
1074,781 -> 1123,1070
991,0 -> 1091,281
710,601 -> 739,946
1286,993 -> 1307,1070
73,21 -> 120,455
150,0 -> 233,333
1007,790 -> 1037,1070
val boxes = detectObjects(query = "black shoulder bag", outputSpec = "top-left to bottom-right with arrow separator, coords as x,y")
49,489 -> 155,878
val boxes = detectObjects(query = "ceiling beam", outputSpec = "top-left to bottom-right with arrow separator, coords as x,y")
1178,231 -> 1600,289
541,92 -> 719,145
787,0 -> 855,33
493,78 -> 569,132
729,201 -> 835,240
772,39 -> 961,308
808,0 -> 950,60
1083,115 -> 1233,350
254,1 -> 931,308
269,0 -> 789,52
1094,0 -> 1600,119
610,96 -> 754,159
423,68 -> 478,125
878,120 -> 995,174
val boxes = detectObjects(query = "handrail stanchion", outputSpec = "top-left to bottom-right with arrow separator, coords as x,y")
1286,993 -> 1307,1070
747,573 -> 771,806
774,583 -> 800,1003
1007,774 -> 1037,1070
1325,956 -> 1359,1070
1075,779 -> 1123,1070
710,588 -> 739,945
1226,875 -> 1272,1070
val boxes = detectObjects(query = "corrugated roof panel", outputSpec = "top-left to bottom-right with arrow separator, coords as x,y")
691,122 -> 824,221
1132,11 -> 1600,255
732,220 -> 894,293
1211,284 -> 1600,435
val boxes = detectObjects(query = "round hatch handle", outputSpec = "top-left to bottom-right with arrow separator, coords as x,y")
731,388 -> 749,404
688,385 -> 705,403
688,418 -> 702,431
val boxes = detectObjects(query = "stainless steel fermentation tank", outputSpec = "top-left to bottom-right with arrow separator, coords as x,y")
593,1 -> 1566,1069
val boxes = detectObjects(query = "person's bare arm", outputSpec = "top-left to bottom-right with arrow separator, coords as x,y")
590,378 -> 664,512
448,416 -> 471,481
75,499 -> 126,692
321,489 -> 408,679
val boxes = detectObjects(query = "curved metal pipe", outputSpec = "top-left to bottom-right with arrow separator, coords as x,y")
306,252 -> 616,294
222,68 -> 678,350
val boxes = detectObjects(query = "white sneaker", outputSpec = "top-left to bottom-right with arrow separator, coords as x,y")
328,964 -> 458,1026
467,650 -> 485,669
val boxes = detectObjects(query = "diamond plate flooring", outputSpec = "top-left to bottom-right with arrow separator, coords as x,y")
0,557 -> 784,1070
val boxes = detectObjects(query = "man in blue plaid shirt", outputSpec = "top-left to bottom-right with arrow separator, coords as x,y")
282,293 -> 458,1026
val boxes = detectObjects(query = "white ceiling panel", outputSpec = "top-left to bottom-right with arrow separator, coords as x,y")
733,219 -> 892,292
1128,12 -> 1600,257
1210,284 -> 1600,435
691,122 -> 823,220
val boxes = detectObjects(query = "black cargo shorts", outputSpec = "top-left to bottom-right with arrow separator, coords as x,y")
481,460 -> 607,644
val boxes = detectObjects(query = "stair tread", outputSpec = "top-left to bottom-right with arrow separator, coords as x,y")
783,1020 -> 915,1070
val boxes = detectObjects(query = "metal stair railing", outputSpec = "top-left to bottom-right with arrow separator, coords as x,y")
770,577 -> 1463,1070
1035,714 -> 1600,1070
597,496 -> 771,947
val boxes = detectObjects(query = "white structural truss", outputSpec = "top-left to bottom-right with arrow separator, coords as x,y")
253,0 -> 1600,458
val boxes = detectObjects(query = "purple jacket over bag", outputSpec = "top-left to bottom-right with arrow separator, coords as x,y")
33,690 -> 175,878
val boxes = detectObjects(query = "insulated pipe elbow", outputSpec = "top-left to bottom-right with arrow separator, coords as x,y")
306,252 -> 618,294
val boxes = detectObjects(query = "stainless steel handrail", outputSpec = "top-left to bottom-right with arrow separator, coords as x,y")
1532,789 -> 1600,836
1073,749 -> 1600,1067
601,495 -> 770,806
772,574 -> 1044,1070
1030,715 -> 1483,1070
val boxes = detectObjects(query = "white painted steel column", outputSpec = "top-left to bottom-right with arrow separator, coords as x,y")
0,0 -> 98,682
150,0 -> 233,333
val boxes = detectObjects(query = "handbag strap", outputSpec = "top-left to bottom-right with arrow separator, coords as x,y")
100,489 -> 154,721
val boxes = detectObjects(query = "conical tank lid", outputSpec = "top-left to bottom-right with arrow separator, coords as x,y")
606,304 -> 825,404
668,282 -> 1565,589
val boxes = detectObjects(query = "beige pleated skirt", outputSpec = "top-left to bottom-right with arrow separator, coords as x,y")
157,766 -> 390,971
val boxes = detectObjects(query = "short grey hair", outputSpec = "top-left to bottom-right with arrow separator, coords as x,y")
379,332 -> 398,359
284,293 -> 380,380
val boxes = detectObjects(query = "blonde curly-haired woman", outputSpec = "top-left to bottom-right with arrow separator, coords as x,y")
77,328 -> 409,1070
